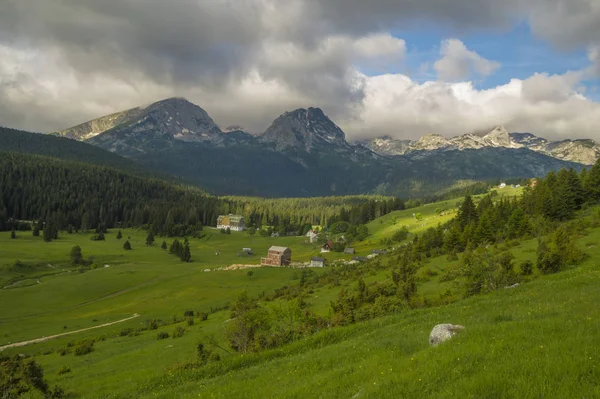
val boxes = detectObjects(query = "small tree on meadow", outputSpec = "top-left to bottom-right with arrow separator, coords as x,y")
180,240 -> 191,262
226,227 -> 231,235
247,227 -> 256,236
32,227 -> 40,237
43,223 -> 53,242
116,230 -> 123,240
70,245 -> 84,265
123,240 -> 132,251
161,241 -> 167,250
146,232 -> 155,246
247,270 -> 254,279
10,229 -> 16,239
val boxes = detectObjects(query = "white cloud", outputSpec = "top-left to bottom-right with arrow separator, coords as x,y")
434,39 -> 500,81
343,70 -> 600,141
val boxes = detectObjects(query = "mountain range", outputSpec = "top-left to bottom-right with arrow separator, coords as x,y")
360,126 -> 600,165
32,97 -> 591,197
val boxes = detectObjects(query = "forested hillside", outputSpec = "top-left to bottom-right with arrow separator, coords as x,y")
0,152 -> 403,235
0,127 -> 143,173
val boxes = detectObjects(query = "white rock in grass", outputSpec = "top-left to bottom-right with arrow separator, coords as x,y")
429,324 -> 465,346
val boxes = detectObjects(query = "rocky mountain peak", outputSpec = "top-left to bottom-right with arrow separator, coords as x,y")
482,126 -> 514,147
414,134 -> 449,150
260,107 -> 349,152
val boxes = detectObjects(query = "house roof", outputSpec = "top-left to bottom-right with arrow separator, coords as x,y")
344,247 -> 355,253
372,249 -> 387,254
311,257 -> 326,262
269,246 -> 289,253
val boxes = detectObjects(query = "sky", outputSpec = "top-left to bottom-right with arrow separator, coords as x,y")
0,0 -> 599,141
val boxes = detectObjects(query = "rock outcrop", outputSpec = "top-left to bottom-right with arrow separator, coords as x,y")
429,324 -> 465,346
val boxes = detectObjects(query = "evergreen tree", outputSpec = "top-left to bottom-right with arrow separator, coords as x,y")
116,230 -> 123,239
32,226 -> 40,237
123,240 -> 132,250
161,241 -> 167,250
10,229 -> 16,239
146,232 -> 155,246
70,245 -> 84,265
180,241 -> 192,262
457,195 -> 478,229
43,223 -> 53,242
226,227 -> 231,235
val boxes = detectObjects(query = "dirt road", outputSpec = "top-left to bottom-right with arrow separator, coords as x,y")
0,313 -> 140,351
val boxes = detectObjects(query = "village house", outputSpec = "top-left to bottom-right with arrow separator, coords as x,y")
261,246 -> 292,266
306,229 -> 318,243
344,247 -> 355,254
217,214 -> 245,231
321,240 -> 334,253
310,257 -> 326,267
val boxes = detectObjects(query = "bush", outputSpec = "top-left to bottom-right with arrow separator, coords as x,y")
74,341 -> 94,356
172,326 -> 185,338
197,312 -> 209,321
520,260 -> 534,276
156,332 -> 169,340
123,240 -> 132,250
183,310 -> 194,317
57,366 -> 71,375
119,328 -> 139,337
186,317 -> 194,326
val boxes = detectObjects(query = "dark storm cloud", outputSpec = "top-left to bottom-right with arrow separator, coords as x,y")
0,0 -> 598,136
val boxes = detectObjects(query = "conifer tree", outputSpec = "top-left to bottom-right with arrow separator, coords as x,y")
10,229 -> 16,239
161,241 -> 167,250
181,241 -> 192,262
457,195 -> 478,229
123,240 -> 132,250
70,245 -> 83,265
33,226 -> 40,237
146,232 -> 155,246
43,223 -> 53,242
116,230 -> 123,239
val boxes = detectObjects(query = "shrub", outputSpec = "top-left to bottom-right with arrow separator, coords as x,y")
74,341 -> 94,356
183,310 -> 195,317
57,348 -> 69,356
172,326 -> 185,338
147,319 -> 159,330
57,366 -> 71,375
123,240 -> 132,250
156,332 -> 169,340
119,328 -> 139,337
197,312 -> 209,321
186,317 -> 194,326
520,260 -> 534,276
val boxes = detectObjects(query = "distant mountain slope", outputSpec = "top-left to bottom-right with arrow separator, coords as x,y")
361,126 -> 600,165
50,98 -> 587,198
0,127 -> 142,172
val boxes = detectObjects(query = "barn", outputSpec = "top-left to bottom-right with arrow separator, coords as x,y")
261,246 -> 292,266
217,214 -> 245,231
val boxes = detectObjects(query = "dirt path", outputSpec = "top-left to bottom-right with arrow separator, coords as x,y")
0,313 -> 140,351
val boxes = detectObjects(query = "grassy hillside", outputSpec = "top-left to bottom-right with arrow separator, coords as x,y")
1,190 -> 597,398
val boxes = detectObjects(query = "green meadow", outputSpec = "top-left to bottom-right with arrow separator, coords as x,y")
3,187 -> 599,399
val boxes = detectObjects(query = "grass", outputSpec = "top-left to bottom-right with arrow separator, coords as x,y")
124,240 -> 600,399
8,188 -> 597,399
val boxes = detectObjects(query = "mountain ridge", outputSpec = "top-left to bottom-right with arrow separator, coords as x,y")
43,98 -> 588,197
360,126 -> 600,165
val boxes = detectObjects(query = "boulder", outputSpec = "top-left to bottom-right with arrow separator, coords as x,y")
429,324 -> 465,347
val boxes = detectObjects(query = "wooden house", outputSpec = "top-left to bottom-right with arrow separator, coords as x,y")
321,240 -> 334,253
217,214 -> 245,231
261,246 -> 292,266
310,257 -> 326,268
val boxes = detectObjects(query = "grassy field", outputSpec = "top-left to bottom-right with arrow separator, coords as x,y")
10,186 -> 596,399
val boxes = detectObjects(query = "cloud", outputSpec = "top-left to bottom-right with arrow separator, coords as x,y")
589,46 -> 600,76
0,0 -> 599,140
344,71 -> 600,141
434,39 -> 500,81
